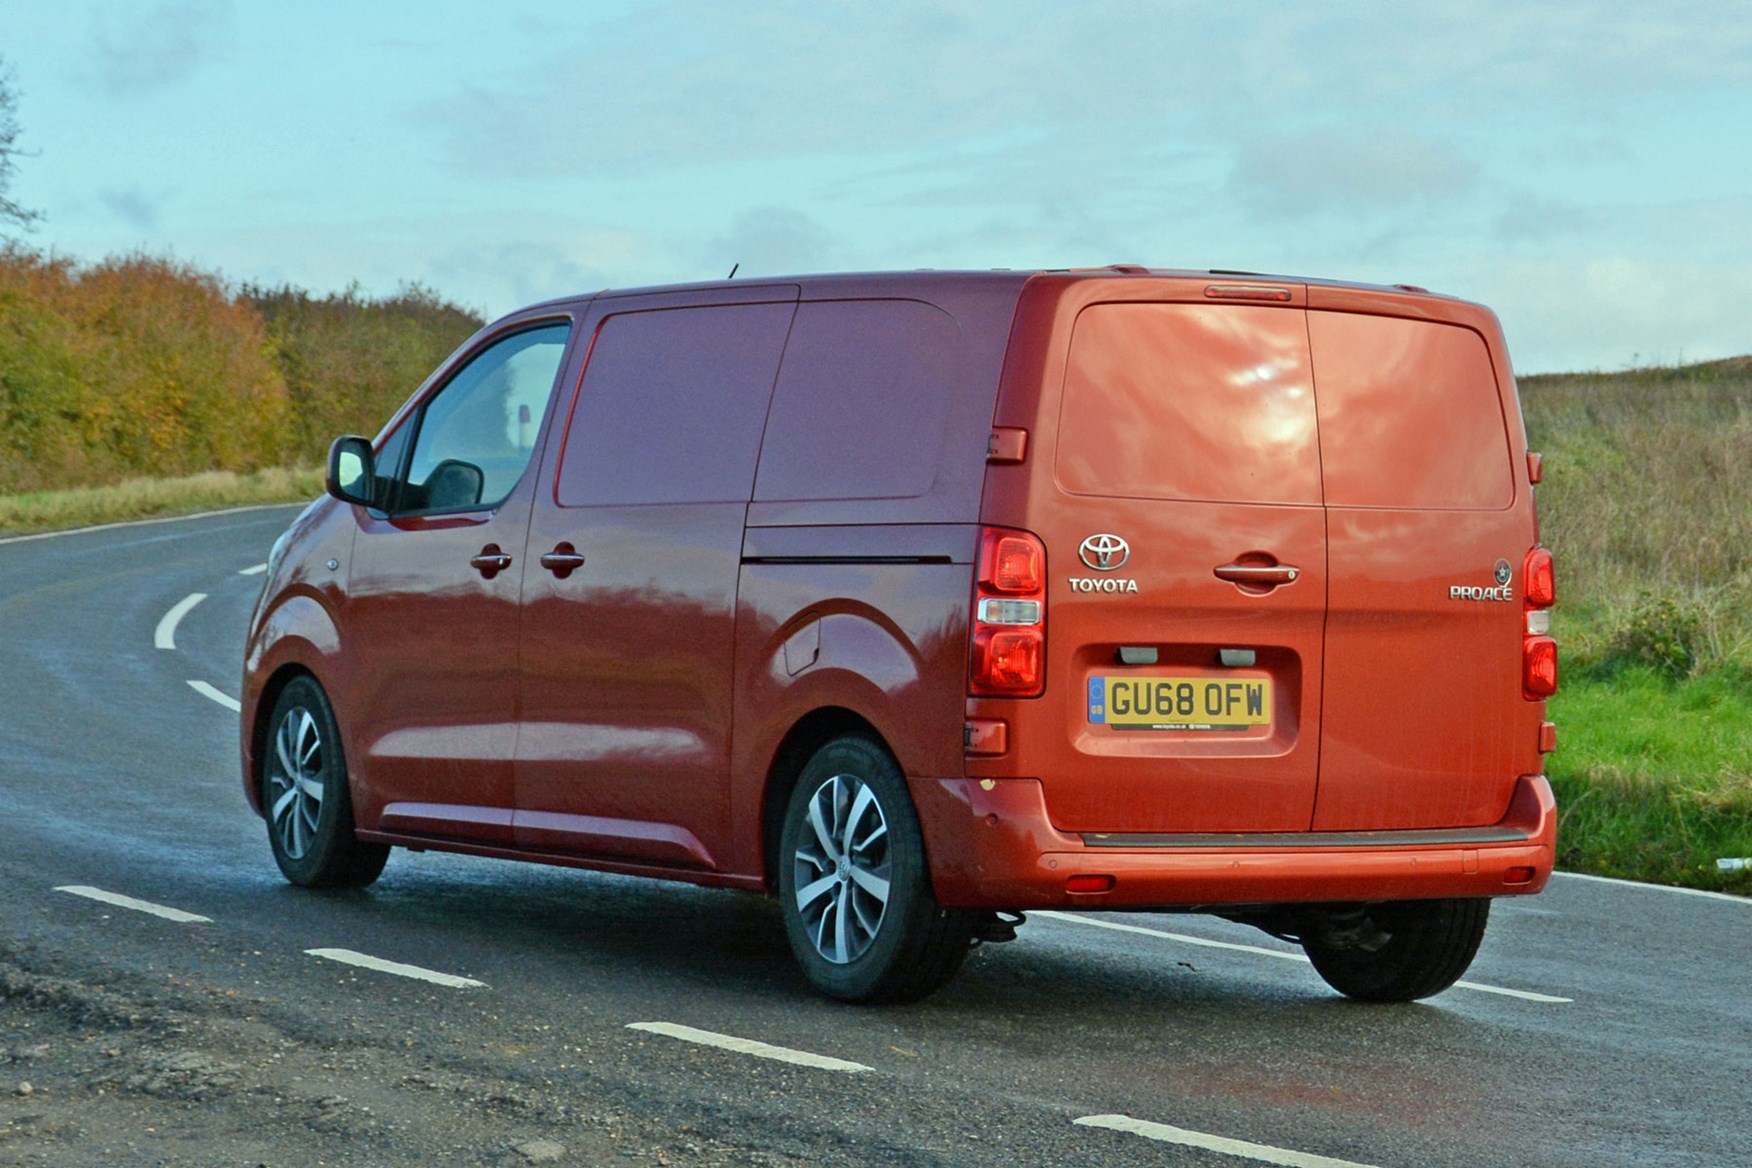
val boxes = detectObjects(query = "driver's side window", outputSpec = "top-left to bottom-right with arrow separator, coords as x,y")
394,323 -> 570,513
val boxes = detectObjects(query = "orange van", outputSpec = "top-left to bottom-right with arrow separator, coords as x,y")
242,267 -> 1558,1004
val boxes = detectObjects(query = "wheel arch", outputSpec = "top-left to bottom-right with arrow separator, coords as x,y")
244,661 -> 320,818
759,706 -> 888,893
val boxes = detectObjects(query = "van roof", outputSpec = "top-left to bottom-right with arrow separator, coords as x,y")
521,266 -> 1468,313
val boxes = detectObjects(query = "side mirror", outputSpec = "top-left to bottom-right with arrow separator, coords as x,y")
326,435 -> 380,508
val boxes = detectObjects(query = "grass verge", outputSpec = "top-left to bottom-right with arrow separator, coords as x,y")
1547,667 -> 1752,893
0,466 -> 322,537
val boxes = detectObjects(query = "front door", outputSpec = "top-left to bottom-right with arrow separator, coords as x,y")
340,320 -> 572,843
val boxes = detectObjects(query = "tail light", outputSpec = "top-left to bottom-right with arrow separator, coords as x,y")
1523,547 -> 1558,699
970,528 -> 1046,696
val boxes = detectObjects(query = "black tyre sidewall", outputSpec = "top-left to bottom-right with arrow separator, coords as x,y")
777,736 -> 964,1003
1304,898 -> 1490,1003
261,676 -> 385,889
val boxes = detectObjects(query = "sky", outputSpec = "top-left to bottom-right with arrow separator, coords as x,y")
1,0 -> 1749,374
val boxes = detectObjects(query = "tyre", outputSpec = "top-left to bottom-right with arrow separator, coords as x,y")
261,675 -> 389,889
1302,898 -> 1490,1003
777,736 -> 975,1003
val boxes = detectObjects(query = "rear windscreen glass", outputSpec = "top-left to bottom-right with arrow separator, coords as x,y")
1309,312 -> 1513,510
1056,303 -> 1321,506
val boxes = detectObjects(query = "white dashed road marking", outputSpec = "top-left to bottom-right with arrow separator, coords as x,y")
1035,911 -> 1572,1003
187,679 -> 242,712
1076,1115 -> 1382,1168
55,885 -> 212,924
627,1022 -> 871,1073
154,592 -> 207,650
306,948 -> 487,988
238,562 -> 268,575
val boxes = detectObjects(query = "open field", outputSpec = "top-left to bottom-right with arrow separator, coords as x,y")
1523,356 -> 1752,891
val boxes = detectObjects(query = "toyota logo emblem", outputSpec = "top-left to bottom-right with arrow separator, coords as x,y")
1078,533 -> 1130,571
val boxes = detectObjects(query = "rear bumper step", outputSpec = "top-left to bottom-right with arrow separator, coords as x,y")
910,773 -> 1556,911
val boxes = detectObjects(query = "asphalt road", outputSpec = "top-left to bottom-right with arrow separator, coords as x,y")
1,506 -> 1748,1167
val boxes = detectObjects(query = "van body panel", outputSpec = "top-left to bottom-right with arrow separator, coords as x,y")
730,555 -> 976,872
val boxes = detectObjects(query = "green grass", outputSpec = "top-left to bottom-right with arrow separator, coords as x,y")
1522,357 -> 1752,894
1547,668 -> 1752,892
0,466 -> 322,537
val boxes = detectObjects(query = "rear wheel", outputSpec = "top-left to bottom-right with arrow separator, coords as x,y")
262,676 -> 389,889
778,736 -> 974,1003
1302,898 -> 1490,1002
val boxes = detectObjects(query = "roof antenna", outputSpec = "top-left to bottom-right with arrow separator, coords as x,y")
727,263 -> 739,279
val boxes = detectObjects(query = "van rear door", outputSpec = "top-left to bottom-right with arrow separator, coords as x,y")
1305,300 -> 1536,830
999,282 -> 1328,834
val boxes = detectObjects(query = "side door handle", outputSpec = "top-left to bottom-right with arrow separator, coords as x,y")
1214,562 -> 1301,587
539,542 -> 586,579
470,543 -> 513,579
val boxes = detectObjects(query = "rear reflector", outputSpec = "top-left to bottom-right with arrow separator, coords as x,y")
1066,874 -> 1115,894
1504,867 -> 1536,886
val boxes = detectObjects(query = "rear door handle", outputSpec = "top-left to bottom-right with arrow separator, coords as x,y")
1213,563 -> 1301,586
539,542 -> 586,579
470,544 -> 513,579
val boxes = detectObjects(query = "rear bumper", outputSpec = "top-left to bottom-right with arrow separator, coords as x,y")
910,773 -> 1556,910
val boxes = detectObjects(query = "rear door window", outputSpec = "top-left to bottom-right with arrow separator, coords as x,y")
753,299 -> 960,502
1055,303 -> 1321,505
1308,312 -> 1513,510
556,302 -> 794,506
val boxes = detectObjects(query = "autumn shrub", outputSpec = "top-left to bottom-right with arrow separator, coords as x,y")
243,282 -> 482,463
0,247 -> 291,490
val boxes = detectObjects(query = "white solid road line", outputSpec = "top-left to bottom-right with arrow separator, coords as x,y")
627,1022 -> 871,1073
1556,870 -> 1751,907
188,679 -> 242,712
1076,1115 -> 1381,1168
55,885 -> 212,924
154,592 -> 207,650
1034,911 -> 1572,1004
306,948 -> 486,989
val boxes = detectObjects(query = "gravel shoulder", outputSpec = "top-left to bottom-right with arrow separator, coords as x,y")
0,951 -> 791,1167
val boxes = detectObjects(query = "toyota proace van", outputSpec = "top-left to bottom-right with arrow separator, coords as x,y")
242,267 -> 1559,1004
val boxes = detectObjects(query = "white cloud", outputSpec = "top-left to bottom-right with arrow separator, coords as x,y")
1228,128 -> 1480,219
86,0 -> 234,97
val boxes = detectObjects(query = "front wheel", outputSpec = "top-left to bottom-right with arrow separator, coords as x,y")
777,736 -> 974,1003
261,675 -> 389,889
1302,898 -> 1490,1002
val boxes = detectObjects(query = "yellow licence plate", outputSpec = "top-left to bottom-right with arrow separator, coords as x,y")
1088,676 -> 1273,731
